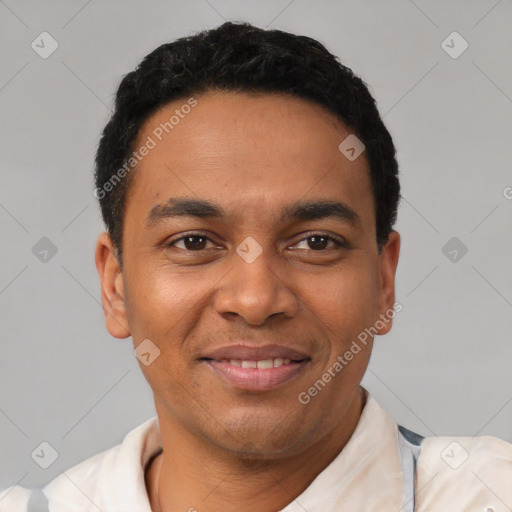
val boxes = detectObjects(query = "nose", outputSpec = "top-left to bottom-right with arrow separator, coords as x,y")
213,244 -> 299,326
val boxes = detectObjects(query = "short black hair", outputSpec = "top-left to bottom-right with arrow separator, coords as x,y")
94,21 -> 400,265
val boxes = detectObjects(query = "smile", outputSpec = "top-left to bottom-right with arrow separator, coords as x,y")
221,357 -> 292,368
203,357 -> 310,391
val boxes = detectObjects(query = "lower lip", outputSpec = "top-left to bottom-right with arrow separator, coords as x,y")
204,360 -> 309,391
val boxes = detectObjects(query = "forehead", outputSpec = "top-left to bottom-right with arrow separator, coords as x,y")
126,90 -> 374,230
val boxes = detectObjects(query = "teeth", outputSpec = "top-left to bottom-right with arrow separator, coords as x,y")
223,358 -> 293,369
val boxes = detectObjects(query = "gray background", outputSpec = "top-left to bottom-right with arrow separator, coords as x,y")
1,0 -> 511,490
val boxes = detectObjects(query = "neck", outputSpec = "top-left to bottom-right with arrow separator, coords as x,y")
146,389 -> 366,512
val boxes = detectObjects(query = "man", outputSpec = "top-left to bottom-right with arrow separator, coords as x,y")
2,21 -> 511,511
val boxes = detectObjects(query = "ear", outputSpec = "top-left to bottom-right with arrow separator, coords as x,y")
95,232 -> 131,339
375,230 -> 401,335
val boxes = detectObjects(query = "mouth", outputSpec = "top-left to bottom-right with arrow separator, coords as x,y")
200,344 -> 311,391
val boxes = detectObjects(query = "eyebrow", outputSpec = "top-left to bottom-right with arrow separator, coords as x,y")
146,197 -> 361,229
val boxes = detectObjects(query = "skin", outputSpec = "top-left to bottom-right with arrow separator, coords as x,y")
95,90 -> 400,512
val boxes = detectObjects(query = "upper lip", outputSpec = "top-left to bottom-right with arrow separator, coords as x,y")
201,344 -> 310,361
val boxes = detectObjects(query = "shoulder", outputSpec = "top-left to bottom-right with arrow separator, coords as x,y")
416,434 -> 512,509
0,446 -> 120,512
0,485 -> 32,511
0,416 -> 160,512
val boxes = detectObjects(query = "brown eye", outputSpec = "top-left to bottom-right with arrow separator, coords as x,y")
292,233 -> 347,251
306,235 -> 330,250
182,236 -> 208,250
168,234 -> 214,251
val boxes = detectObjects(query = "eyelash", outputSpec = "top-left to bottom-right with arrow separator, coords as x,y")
166,231 -> 349,251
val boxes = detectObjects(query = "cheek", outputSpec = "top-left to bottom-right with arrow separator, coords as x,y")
123,267 -> 218,388
300,258 -> 380,339
124,263 -> 208,341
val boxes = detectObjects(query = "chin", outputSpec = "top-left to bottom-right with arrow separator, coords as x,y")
209,415 -> 321,460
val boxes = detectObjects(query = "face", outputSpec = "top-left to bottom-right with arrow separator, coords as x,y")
96,90 -> 400,459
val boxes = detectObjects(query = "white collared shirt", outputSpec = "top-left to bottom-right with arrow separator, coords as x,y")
1,391 -> 511,511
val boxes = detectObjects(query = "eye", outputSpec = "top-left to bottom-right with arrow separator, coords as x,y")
166,232 -> 348,253
167,233 -> 218,251
291,233 -> 347,251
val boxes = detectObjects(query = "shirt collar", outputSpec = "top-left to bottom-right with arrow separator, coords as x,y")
92,387 -> 403,511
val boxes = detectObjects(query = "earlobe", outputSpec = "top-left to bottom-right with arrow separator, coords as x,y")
376,230 -> 401,336
95,232 -> 131,339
